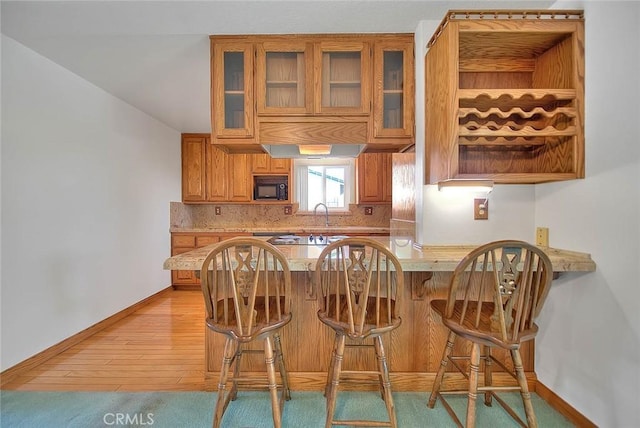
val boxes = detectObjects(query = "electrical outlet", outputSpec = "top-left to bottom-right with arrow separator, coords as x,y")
536,227 -> 549,247
474,199 -> 488,220
214,206 -> 221,215
364,207 -> 373,215
284,206 -> 292,215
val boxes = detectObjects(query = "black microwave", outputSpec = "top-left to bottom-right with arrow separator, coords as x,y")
254,176 -> 288,201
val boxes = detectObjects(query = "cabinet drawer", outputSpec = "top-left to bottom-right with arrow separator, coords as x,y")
196,236 -> 221,247
172,247 -> 195,256
172,235 -> 196,247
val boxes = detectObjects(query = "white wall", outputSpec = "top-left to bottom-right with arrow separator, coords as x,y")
0,35 -> 182,370
534,2 -> 640,427
416,2 -> 640,426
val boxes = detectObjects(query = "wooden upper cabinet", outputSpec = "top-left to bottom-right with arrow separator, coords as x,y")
357,152 -> 392,203
372,38 -> 414,140
269,158 -> 291,174
211,34 -> 413,152
211,41 -> 255,140
425,10 -> 585,184
227,154 -> 252,202
315,41 -> 371,115
251,153 -> 270,173
206,145 -> 229,202
251,153 -> 291,174
257,38 -> 371,116
181,135 -> 208,202
207,149 -> 252,203
256,41 -> 314,115
181,134 -> 252,203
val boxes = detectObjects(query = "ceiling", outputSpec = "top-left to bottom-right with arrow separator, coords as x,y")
1,0 -> 554,133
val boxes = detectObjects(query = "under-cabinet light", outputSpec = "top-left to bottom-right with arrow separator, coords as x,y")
298,144 -> 332,155
437,179 -> 494,193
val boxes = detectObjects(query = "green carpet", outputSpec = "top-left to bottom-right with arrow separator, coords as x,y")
1,390 -> 573,427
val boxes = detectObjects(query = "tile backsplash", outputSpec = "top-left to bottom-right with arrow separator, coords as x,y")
170,202 -> 391,229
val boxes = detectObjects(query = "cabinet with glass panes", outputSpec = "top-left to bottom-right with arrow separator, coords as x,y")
371,36 -> 414,144
315,40 -> 370,115
255,37 -> 370,115
211,42 -> 253,137
256,41 -> 313,115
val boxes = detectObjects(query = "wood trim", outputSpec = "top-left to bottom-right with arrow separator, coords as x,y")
259,121 -> 368,145
535,381 -> 597,428
172,284 -> 201,291
0,287 -> 174,387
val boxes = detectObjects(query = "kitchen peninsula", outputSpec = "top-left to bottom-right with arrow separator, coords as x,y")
163,237 -> 595,392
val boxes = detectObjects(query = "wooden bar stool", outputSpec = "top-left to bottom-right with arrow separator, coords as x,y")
200,237 -> 292,428
428,240 -> 554,428
314,238 -> 404,428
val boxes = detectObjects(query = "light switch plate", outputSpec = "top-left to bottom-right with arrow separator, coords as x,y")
536,227 -> 549,246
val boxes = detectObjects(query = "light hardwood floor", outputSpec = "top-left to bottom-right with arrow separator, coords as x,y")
2,289 -> 207,391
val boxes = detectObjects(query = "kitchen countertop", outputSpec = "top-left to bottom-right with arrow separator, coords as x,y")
163,236 -> 596,273
170,226 -> 390,234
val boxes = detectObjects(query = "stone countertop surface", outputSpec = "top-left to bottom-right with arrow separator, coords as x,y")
169,226 -> 391,234
163,237 -> 596,273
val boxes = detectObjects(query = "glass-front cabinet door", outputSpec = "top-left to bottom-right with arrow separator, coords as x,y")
211,42 -> 254,138
373,40 -> 414,138
256,41 -> 313,115
315,41 -> 371,115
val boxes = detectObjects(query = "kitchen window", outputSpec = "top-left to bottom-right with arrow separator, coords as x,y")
294,158 -> 355,211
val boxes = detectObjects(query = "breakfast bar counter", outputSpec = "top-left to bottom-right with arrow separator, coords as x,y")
163,238 -> 595,392
163,236 -> 596,273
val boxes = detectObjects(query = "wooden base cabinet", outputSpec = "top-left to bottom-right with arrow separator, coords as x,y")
170,232 -> 251,289
425,10 -> 585,184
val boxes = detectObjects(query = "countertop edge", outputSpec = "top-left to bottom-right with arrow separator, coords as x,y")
169,227 -> 390,234
163,239 -> 596,273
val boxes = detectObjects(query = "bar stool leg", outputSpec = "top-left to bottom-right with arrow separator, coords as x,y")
325,333 -> 346,428
264,335 -> 283,428
274,333 -> 291,401
512,349 -> 538,428
484,345 -> 493,406
466,343 -> 481,428
374,335 -> 397,428
428,330 -> 457,408
230,342 -> 242,401
324,331 -> 339,398
213,337 -> 235,428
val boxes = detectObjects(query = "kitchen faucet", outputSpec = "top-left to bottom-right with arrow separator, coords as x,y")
313,202 -> 329,227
